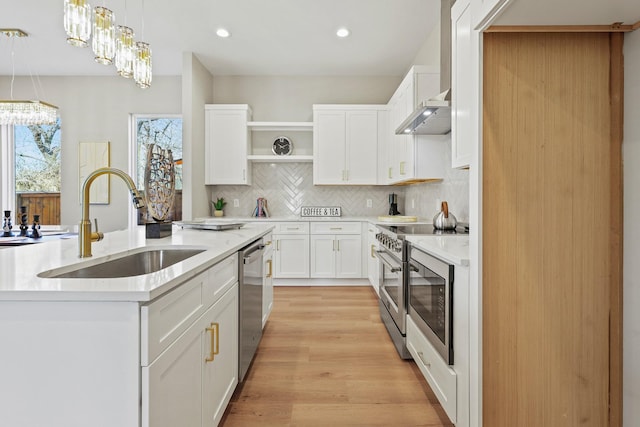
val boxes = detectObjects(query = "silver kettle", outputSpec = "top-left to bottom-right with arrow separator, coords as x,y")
433,201 -> 457,230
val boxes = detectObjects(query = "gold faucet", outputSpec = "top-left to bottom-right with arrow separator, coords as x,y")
79,167 -> 145,258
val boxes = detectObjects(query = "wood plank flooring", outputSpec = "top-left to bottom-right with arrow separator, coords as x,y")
220,286 -> 453,427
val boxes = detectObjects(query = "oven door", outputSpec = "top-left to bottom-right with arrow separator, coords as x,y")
376,248 -> 406,333
408,246 -> 454,364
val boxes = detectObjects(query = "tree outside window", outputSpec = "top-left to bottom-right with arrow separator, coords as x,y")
14,120 -> 61,225
134,116 -> 182,223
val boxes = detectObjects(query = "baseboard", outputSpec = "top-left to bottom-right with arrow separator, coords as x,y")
274,278 -> 371,287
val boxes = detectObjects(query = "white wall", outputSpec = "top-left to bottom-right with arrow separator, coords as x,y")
0,75 -> 181,232
212,75 -> 401,121
623,28 -> 640,427
182,53 -> 213,220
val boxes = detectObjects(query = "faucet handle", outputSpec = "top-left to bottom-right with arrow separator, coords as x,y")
92,218 -> 104,242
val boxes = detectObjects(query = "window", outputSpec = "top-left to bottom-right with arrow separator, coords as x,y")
0,120 -> 61,226
130,115 -> 182,224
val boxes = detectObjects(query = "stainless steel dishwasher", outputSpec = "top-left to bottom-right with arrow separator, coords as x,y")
238,238 -> 264,382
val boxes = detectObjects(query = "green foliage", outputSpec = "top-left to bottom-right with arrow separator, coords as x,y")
213,197 -> 226,210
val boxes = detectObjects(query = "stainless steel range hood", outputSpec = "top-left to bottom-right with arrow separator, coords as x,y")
396,90 -> 451,135
396,0 -> 454,136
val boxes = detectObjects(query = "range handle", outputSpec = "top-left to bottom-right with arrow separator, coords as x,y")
375,250 -> 402,273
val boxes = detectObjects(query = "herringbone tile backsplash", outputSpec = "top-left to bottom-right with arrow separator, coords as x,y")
209,163 -> 394,217
208,158 -> 469,222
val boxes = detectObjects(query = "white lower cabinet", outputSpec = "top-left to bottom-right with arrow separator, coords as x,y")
262,232 -> 274,327
310,222 -> 362,278
310,234 -> 361,278
272,222 -> 310,278
143,283 -> 238,427
202,285 -> 239,426
273,234 -> 310,278
141,251 -> 240,427
406,315 -> 457,424
366,224 -> 381,295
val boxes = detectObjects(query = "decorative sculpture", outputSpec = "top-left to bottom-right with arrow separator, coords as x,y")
144,143 -> 176,238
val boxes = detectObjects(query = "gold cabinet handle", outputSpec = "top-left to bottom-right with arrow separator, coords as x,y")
400,161 -> 406,175
330,227 -> 342,230
266,259 -> 273,278
332,240 -> 336,251
265,240 -> 272,246
388,167 -> 392,179
205,322 -> 220,362
371,244 -> 375,258
336,239 -> 340,251
276,239 -> 280,251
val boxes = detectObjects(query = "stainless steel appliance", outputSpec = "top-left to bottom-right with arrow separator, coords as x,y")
238,238 -> 265,382
408,245 -> 454,364
375,223 -> 466,359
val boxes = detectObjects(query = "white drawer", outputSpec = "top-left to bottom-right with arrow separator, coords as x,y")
406,315 -> 457,423
272,222 -> 309,234
141,271 -> 207,366
310,221 -> 361,234
141,253 -> 239,366
204,252 -> 238,308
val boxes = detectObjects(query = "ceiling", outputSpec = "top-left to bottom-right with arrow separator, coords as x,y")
1,0 -> 439,78
3,0 -> 639,80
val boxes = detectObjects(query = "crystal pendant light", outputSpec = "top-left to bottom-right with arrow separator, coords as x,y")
0,101 -> 58,126
0,29 -> 58,126
133,41 -> 152,88
92,6 -> 116,65
115,25 -> 135,78
64,0 -> 92,47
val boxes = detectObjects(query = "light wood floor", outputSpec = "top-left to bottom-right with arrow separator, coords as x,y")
220,286 -> 453,427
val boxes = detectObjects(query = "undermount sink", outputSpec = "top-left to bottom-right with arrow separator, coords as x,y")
38,247 -> 206,279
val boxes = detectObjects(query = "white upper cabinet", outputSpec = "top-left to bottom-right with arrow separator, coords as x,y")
205,105 -> 252,185
451,0 -> 474,168
385,66 -> 446,184
313,105 -> 383,185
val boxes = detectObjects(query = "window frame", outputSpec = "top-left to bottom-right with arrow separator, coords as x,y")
128,113 -> 182,229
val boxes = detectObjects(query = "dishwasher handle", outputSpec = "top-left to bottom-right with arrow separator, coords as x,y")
243,243 -> 265,264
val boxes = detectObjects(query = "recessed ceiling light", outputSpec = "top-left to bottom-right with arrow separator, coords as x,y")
336,28 -> 350,38
216,28 -> 230,38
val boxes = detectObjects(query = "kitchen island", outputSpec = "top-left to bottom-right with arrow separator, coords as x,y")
0,223 -> 273,427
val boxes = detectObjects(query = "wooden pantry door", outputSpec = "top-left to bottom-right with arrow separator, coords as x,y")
482,32 -> 623,427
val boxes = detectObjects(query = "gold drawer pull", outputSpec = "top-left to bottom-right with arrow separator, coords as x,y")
371,244 -> 375,258
330,227 -> 342,230
266,259 -> 273,278
205,322 -> 220,362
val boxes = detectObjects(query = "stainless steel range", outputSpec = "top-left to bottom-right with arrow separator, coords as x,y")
375,223 -> 467,359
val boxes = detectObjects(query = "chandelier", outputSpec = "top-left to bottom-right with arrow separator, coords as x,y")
63,0 -> 152,88
0,29 -> 59,126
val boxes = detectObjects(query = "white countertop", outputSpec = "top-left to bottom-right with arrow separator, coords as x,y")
201,216 -> 432,226
0,223 -> 273,302
406,235 -> 470,266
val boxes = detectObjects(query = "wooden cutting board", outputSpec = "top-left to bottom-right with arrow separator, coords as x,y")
377,215 -> 418,223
